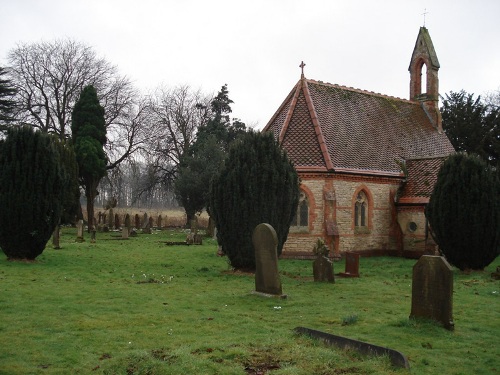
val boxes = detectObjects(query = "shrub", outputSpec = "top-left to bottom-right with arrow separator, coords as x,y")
209,132 -> 299,270
425,153 -> 500,270
0,126 -> 65,260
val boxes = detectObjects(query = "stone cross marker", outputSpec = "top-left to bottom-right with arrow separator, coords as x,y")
410,255 -> 454,330
252,223 -> 283,296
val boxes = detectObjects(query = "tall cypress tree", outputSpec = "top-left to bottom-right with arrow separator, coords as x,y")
209,131 -> 299,270
0,126 -> 64,260
426,153 -> 500,270
71,85 -> 107,232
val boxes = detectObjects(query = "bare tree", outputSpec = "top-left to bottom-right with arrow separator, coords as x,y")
144,85 -> 212,184
7,39 -> 145,167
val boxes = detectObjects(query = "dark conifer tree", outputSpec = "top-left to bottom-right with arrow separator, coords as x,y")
175,84 -> 246,224
426,153 -> 500,270
71,85 -> 107,231
209,131 -> 299,270
0,126 -> 64,260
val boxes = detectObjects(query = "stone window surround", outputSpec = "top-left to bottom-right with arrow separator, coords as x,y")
351,185 -> 373,233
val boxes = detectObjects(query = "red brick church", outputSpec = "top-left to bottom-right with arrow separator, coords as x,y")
263,27 -> 455,259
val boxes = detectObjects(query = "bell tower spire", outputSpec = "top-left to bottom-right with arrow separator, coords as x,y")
409,27 -> 442,131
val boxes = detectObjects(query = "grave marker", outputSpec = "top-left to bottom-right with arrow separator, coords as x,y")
252,223 -> 284,297
313,256 -> 335,283
410,255 -> 454,330
76,220 -> 85,242
339,252 -> 360,277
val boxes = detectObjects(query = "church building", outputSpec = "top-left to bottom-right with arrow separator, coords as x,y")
263,27 -> 455,259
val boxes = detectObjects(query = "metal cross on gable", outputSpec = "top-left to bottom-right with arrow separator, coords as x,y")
299,61 -> 306,77
422,8 -> 429,27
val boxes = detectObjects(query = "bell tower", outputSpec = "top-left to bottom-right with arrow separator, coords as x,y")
409,27 -> 442,131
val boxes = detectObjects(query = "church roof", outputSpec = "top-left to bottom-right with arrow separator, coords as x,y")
398,156 -> 447,204
263,78 -> 455,176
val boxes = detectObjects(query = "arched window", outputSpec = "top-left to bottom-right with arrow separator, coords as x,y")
421,62 -> 427,95
291,191 -> 309,229
354,191 -> 368,227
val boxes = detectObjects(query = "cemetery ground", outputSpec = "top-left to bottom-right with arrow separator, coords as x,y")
0,228 -> 498,375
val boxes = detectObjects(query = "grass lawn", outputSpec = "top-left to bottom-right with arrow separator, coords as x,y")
0,228 -> 498,375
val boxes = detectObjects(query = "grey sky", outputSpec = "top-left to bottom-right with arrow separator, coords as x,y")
1,0 -> 499,129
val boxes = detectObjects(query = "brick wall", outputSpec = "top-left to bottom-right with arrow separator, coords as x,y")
282,173 -> 422,258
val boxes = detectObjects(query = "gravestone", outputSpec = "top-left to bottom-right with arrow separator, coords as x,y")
313,256 -> 335,283
52,225 -> 61,249
148,217 -> 154,229
186,218 -> 202,245
122,226 -> 129,239
410,255 -> 454,330
252,223 -> 284,297
76,220 -> 85,242
134,214 -> 140,229
339,252 -> 360,277
157,215 -> 162,229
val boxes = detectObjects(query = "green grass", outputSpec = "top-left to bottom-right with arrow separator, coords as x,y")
0,228 -> 498,375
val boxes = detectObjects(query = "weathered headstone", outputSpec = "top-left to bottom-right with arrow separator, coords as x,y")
157,215 -> 162,229
76,220 -> 85,242
148,217 -> 154,229
121,226 -> 129,239
313,256 -> 335,283
252,223 -> 284,297
52,225 -> 61,249
134,214 -> 140,229
339,252 -> 360,277
410,255 -> 454,330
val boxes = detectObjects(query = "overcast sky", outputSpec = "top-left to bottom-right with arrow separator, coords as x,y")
1,0 -> 499,129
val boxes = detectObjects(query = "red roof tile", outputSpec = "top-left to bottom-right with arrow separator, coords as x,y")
264,78 -> 455,175
398,156 -> 447,203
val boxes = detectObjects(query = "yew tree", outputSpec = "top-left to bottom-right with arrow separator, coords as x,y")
209,131 -> 299,270
0,127 -> 65,260
426,153 -> 500,270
